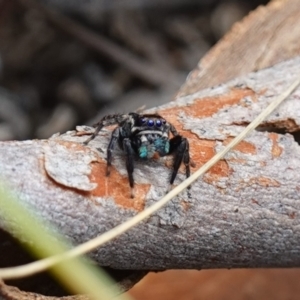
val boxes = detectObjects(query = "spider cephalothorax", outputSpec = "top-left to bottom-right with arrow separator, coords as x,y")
84,112 -> 191,198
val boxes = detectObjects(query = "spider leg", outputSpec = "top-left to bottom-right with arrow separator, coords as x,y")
169,135 -> 190,184
83,123 -> 104,145
106,127 -> 121,176
183,141 -> 191,178
169,123 -> 179,137
123,138 -> 135,198
83,114 -> 128,145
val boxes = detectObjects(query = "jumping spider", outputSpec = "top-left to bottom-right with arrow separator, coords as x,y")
84,113 -> 191,198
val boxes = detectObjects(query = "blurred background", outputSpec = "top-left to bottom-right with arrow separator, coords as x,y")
3,1 -> 300,300
0,0 -> 267,140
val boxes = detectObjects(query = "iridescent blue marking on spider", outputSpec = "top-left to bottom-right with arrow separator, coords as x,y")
139,143 -> 156,159
164,140 -> 170,153
154,138 -> 170,155
139,145 -> 148,158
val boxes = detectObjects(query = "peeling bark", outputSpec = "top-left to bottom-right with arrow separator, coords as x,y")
1,57 -> 300,278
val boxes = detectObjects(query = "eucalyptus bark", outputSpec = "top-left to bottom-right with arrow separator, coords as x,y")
1,57 -> 300,273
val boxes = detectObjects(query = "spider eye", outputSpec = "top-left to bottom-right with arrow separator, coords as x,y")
147,119 -> 154,127
162,119 -> 166,124
140,118 -> 146,125
156,119 -> 162,127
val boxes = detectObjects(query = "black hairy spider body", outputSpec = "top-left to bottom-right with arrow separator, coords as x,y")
84,112 -> 191,198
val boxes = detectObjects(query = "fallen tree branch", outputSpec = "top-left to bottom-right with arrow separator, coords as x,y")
1,71 -> 299,284
1,56 -> 300,275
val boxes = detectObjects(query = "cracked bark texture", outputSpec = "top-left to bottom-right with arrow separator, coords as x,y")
1,57 -> 300,275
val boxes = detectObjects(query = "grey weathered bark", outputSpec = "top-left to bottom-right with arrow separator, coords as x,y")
1,57 -> 300,274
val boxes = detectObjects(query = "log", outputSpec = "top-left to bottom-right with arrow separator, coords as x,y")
1,56 -> 300,274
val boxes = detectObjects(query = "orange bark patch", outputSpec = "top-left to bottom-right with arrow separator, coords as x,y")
204,160 -> 232,184
89,160 -> 149,211
249,177 -> 280,187
57,139 -> 88,151
189,139 -> 231,181
157,88 -> 254,181
186,139 -> 231,183
260,161 -> 267,167
227,158 -> 247,164
160,88 -> 255,124
257,177 -> 280,187
223,138 -> 256,154
189,139 -> 216,164
164,137 -> 231,183
164,138 -> 230,181
289,211 -> 296,219
269,133 -> 283,158
181,200 -> 191,211
157,115 -> 232,183
190,87 -> 255,117
211,160 -> 231,178
157,89 -> 252,184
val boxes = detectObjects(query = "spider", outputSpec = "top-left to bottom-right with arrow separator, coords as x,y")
83,112 -> 191,198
